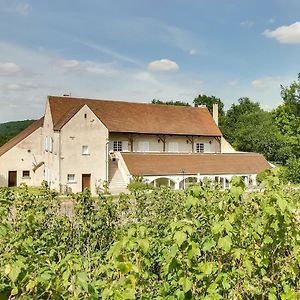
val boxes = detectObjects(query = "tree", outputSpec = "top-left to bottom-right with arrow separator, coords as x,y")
221,97 -> 262,145
281,73 -> 300,116
193,94 -> 225,116
151,99 -> 190,106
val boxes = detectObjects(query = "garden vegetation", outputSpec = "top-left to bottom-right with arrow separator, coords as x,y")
1,174 -> 300,299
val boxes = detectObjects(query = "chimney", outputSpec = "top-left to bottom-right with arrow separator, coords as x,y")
212,103 -> 218,126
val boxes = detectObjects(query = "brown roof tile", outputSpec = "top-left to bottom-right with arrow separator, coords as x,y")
121,152 -> 271,175
48,96 -> 222,136
0,117 -> 44,157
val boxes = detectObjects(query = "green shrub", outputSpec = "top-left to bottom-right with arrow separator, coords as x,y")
282,158 -> 300,183
1,174 -> 300,298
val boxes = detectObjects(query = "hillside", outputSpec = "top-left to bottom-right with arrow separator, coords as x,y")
0,120 -> 36,147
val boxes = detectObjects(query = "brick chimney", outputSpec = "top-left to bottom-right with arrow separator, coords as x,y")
212,103 -> 218,126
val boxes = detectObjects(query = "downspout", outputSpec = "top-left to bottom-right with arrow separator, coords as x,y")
105,140 -> 109,182
59,130 -> 62,193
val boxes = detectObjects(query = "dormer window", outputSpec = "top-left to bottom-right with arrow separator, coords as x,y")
113,141 -> 122,152
195,143 -> 205,153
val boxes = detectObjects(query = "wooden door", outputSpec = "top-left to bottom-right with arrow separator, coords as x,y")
8,171 -> 17,187
82,174 -> 91,191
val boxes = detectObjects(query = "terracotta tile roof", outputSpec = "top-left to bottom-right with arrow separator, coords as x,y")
0,117 -> 44,157
48,96 -> 222,136
121,152 -> 271,176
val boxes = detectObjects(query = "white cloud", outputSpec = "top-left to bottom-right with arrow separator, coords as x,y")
251,76 -> 282,90
0,62 -> 22,76
15,2 -> 32,16
1,1 -> 32,16
240,20 -> 255,27
76,40 -> 143,67
263,22 -> 300,43
0,42 -> 200,122
58,59 -> 118,75
189,49 -> 197,55
148,59 -> 179,72
3,82 -> 41,91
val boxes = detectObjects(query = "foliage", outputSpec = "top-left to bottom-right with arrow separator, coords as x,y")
281,73 -> 300,116
127,176 -> 154,192
221,97 -> 261,143
1,176 -> 300,299
0,119 -> 36,147
151,99 -> 191,106
193,94 -> 225,116
281,158 -> 300,184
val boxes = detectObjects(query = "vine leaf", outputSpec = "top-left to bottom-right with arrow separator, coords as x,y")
218,235 -> 232,252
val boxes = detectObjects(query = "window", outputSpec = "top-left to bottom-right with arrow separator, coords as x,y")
195,143 -> 205,153
44,136 -> 48,151
67,174 -> 76,183
113,141 -> 123,152
84,113 -> 87,119
44,136 -> 53,152
22,170 -> 30,178
48,137 -> 53,153
82,145 -> 89,155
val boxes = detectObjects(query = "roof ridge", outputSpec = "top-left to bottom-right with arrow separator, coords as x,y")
48,96 -> 222,135
48,95 -> 200,110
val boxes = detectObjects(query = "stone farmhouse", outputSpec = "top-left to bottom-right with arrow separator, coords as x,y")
0,96 -> 271,194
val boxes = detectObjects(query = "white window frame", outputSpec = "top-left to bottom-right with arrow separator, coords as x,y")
22,170 -> 30,178
44,136 -> 48,152
195,143 -> 205,153
44,136 -> 53,152
48,137 -> 53,153
113,141 -> 123,152
67,174 -> 76,183
82,145 -> 89,155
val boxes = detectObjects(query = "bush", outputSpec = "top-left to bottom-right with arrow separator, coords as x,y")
127,181 -> 154,192
282,158 -> 300,183
1,174 -> 300,298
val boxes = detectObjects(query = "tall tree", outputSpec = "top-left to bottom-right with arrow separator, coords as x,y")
281,73 -> 300,116
193,94 -> 225,116
221,97 -> 262,144
151,99 -> 190,106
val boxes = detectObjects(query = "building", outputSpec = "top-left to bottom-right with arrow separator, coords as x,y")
0,96 -> 271,194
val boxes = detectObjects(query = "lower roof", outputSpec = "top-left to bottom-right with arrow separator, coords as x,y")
0,118 -> 44,157
121,152 -> 271,176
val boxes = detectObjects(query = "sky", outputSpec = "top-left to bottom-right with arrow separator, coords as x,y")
0,0 -> 300,122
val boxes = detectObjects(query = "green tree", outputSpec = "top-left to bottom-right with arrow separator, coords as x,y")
227,110 -> 282,161
281,73 -> 300,116
151,99 -> 190,106
193,94 -> 225,116
272,73 -> 300,162
221,97 -> 262,145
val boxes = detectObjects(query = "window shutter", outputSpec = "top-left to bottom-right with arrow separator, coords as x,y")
108,141 -> 113,151
44,136 -> 48,151
193,143 -> 197,153
49,137 -> 53,152
122,141 -> 129,152
204,143 -> 211,152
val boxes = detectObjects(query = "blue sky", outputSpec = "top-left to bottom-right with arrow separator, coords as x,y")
0,0 -> 300,122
